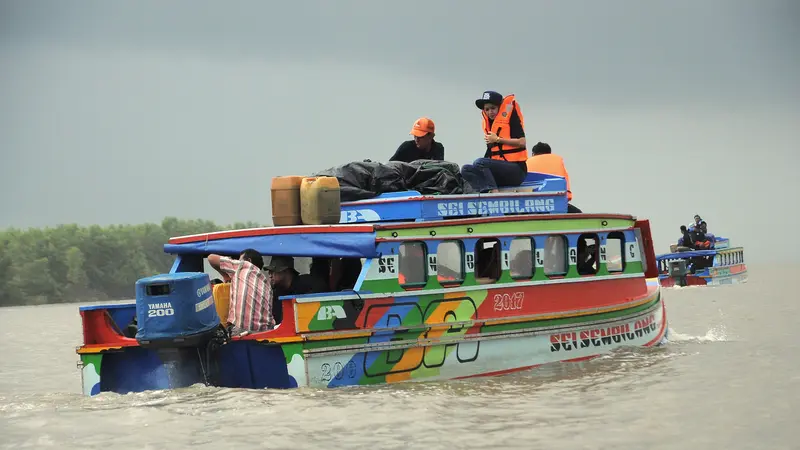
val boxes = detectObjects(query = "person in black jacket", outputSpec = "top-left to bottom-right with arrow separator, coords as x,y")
389,117 -> 444,163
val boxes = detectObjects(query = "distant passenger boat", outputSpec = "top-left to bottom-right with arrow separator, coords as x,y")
75,172 -> 668,396
656,237 -> 747,287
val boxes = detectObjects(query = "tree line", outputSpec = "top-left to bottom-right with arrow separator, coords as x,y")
0,217 -> 263,307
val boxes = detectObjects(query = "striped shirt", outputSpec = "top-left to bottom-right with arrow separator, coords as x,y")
217,257 -> 274,332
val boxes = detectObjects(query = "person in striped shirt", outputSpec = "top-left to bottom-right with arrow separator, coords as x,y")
207,249 -> 274,334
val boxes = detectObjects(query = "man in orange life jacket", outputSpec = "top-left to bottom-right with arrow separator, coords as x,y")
389,117 -> 445,163
526,142 -> 582,213
460,91 -> 529,192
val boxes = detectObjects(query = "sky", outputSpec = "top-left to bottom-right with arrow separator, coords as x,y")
1,0 -> 798,262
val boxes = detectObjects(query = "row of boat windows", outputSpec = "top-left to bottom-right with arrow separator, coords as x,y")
394,233 -> 630,288
716,250 -> 744,266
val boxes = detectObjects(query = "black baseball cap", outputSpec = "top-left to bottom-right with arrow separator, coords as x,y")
475,91 -> 503,109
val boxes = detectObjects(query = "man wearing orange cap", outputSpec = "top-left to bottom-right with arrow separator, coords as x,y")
389,117 -> 445,163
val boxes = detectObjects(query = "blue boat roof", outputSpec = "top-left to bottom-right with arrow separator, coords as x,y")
656,250 -> 718,261
163,171 -> 573,258
164,225 -> 379,258
338,172 -> 569,224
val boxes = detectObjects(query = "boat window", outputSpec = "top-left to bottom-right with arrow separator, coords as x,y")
436,241 -> 464,285
475,238 -> 501,284
577,233 -> 600,275
398,242 -> 427,287
605,232 -> 625,273
509,237 -> 533,279
544,235 -> 567,276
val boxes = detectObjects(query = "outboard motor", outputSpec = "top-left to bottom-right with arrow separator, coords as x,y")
133,272 -> 227,389
668,260 -> 689,287
135,272 -> 221,348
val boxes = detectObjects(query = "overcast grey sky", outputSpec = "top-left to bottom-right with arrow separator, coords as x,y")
1,0 -> 798,262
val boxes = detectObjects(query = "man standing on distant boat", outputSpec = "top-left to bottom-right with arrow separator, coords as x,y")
526,142 -> 582,213
207,249 -> 274,334
389,117 -> 445,163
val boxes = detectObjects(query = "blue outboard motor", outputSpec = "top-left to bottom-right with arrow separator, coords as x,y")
135,272 -> 220,348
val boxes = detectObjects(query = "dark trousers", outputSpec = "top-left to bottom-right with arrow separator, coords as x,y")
460,158 -> 527,192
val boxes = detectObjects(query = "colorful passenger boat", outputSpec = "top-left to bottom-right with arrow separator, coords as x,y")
76,172 -> 668,396
655,237 -> 747,287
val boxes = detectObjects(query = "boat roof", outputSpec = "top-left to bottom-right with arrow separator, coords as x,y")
164,212 -> 638,258
656,249 -> 718,261
165,224 -> 378,258
162,171 -> 640,258
655,246 -> 743,261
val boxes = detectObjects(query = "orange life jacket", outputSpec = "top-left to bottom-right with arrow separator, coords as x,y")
482,94 -> 527,163
526,153 -> 573,201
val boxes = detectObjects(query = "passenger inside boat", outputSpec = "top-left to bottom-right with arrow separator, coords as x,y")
475,239 -> 501,283
330,257 -> 363,291
398,243 -> 427,287
309,257 -> 333,289
577,236 -> 599,275
266,256 -> 329,323
460,90 -> 528,193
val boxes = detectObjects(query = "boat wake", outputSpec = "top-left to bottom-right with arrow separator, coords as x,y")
664,325 -> 729,344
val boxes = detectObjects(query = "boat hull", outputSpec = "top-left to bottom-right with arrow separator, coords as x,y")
78,214 -> 667,395
301,294 -> 667,388
658,263 -> 748,288
78,287 -> 667,394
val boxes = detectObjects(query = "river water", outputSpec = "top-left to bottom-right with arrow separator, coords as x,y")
0,264 -> 796,449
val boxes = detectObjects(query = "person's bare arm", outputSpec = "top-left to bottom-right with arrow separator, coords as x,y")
208,254 -> 223,272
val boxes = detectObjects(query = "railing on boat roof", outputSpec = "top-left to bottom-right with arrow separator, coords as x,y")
655,245 -> 744,262
338,172 -> 569,224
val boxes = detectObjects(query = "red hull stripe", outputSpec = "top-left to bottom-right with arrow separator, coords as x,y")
476,277 -> 649,319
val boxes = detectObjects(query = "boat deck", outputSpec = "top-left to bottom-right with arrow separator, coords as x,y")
339,172 -> 569,223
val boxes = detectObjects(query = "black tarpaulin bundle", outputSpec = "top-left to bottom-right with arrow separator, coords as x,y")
312,159 -> 477,202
